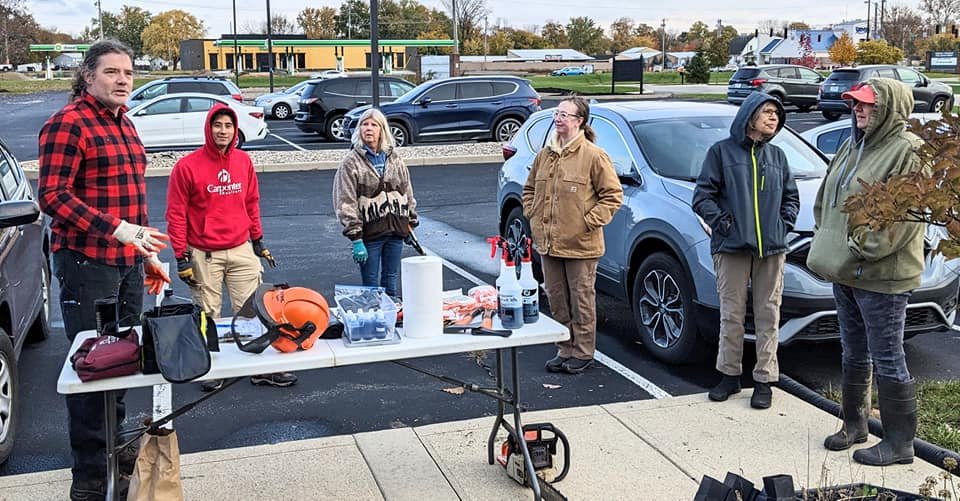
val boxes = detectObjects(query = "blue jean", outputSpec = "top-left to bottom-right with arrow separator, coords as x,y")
833,283 -> 912,384
53,249 -> 143,482
359,236 -> 404,296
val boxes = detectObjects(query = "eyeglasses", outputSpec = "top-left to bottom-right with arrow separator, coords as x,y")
553,110 -> 581,120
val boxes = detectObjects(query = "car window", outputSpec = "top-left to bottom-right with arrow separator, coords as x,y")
388,80 -> 412,97
897,68 -> 922,85
460,82 -> 494,99
323,79 -> 356,95
826,71 -> 859,82
0,151 -> 18,200
732,68 -> 761,80
798,68 -> 822,82
778,67 -> 799,79
524,115 -> 553,151
631,116 -> 826,180
185,97 -> 214,113
493,82 -> 518,96
590,116 -> 636,176
141,98 -> 182,116
357,79 -> 372,96
139,83 -> 167,101
422,83 -> 456,102
815,128 -> 851,155
876,68 -> 896,79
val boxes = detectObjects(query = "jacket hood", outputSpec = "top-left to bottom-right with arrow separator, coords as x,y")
851,77 -> 913,144
731,91 -> 785,145
204,104 -> 238,158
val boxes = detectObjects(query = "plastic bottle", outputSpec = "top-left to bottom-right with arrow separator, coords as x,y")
488,236 -> 509,317
519,239 -> 539,324
498,257 -> 524,329
374,310 -> 387,339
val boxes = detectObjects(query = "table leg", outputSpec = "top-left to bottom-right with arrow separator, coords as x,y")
487,348 -> 506,465
511,347 -> 541,501
103,390 -> 119,501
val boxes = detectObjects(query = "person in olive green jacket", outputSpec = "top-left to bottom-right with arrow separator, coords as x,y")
807,78 -> 925,467
522,97 -> 624,374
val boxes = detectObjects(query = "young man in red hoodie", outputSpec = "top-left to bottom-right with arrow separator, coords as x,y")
166,104 -> 295,390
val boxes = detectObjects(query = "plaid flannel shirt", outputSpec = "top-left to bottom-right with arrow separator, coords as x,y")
38,92 -> 149,267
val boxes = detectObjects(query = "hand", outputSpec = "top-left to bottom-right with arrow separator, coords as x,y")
252,238 -> 277,268
352,240 -> 368,264
113,220 -> 169,256
143,254 -> 171,295
176,254 -> 200,288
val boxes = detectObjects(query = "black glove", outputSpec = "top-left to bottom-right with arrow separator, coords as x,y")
176,254 -> 199,288
252,238 -> 278,268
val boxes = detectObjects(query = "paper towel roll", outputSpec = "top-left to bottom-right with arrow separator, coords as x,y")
401,256 -> 444,338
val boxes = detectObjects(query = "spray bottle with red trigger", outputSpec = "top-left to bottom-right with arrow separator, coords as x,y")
519,238 -> 539,324
487,236 -> 509,315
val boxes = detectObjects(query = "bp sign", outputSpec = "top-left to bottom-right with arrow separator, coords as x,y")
928,51 -> 958,73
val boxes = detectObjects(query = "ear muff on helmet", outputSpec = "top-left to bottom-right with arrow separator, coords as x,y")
232,283 -> 331,353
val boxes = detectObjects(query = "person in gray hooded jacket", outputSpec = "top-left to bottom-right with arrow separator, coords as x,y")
693,91 -> 800,409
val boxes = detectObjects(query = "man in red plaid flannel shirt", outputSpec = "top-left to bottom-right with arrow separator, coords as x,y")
38,40 -> 171,501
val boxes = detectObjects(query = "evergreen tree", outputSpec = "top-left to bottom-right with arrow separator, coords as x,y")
686,50 -> 709,84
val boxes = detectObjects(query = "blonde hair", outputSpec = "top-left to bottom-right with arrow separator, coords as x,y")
351,108 -> 396,152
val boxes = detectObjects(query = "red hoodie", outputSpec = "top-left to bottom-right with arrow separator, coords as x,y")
166,104 -> 263,258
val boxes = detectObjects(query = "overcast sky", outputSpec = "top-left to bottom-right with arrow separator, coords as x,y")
30,0 -> 914,39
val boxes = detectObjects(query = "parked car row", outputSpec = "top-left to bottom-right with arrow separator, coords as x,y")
727,64 -> 955,120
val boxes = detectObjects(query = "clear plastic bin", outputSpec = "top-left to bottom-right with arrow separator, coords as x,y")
334,285 -> 401,347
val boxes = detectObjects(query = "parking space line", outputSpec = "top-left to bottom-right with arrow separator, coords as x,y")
269,133 -> 307,151
420,241 -> 673,400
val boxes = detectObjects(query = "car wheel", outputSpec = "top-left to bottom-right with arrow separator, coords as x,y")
390,123 -> 409,147
631,252 -> 706,364
326,114 -> 347,142
503,206 -> 542,282
796,104 -> 813,113
822,111 -> 842,121
494,117 -> 523,143
236,131 -> 246,149
0,330 -> 17,464
26,256 -> 50,343
931,96 -> 948,113
769,93 -> 784,103
272,103 -> 292,120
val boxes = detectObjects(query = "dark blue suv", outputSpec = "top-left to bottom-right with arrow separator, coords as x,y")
344,76 -> 541,146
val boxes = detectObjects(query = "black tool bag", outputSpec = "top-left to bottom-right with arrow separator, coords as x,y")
141,298 -> 217,383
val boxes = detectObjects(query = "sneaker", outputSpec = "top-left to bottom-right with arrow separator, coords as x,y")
560,358 -> 594,374
545,355 -> 570,373
708,375 -> 742,402
250,372 -> 297,387
70,479 -> 104,501
750,382 -> 773,409
200,379 -> 224,392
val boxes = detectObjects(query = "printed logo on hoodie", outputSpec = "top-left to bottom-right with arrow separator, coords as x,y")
208,169 -> 243,196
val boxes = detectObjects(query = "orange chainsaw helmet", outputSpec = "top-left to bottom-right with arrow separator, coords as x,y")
232,283 -> 330,353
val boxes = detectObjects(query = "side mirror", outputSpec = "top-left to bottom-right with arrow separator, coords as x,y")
0,200 -> 40,228
135,109 -> 147,116
419,97 -> 432,106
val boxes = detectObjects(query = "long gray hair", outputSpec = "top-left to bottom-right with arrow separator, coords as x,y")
350,108 -> 396,152
69,39 -> 135,102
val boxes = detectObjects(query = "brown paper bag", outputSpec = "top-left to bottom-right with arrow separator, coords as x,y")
126,427 -> 184,501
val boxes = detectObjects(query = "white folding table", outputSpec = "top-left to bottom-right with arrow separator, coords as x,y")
58,316 -> 569,501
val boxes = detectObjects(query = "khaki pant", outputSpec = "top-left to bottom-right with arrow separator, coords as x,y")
541,255 -> 598,361
712,252 -> 785,383
190,242 -> 263,317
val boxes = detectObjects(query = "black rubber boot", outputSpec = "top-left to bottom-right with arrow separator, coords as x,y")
708,374 -> 742,402
824,365 -> 872,451
750,381 -> 773,409
853,379 -> 917,466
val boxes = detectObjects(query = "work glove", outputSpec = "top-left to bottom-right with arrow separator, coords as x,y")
176,253 -> 200,288
143,254 -> 171,295
113,220 -> 169,256
352,240 -> 368,264
252,238 -> 278,268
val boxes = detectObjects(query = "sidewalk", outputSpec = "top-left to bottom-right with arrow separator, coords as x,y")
0,391 -> 943,500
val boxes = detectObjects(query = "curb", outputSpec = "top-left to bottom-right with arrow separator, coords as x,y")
21,155 -> 504,179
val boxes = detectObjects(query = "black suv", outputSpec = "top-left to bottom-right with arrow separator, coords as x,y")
818,65 -> 955,120
127,76 -> 243,108
727,64 -> 824,111
343,76 -> 541,146
294,77 -> 415,141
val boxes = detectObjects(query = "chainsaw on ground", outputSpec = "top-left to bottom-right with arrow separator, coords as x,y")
497,423 -> 570,500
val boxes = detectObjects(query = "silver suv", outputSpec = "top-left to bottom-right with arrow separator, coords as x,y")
127,76 -> 243,108
497,102 -> 959,364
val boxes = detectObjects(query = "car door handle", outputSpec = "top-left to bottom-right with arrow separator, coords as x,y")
356,101 -> 368,106
445,104 -> 457,108
491,101 -> 503,105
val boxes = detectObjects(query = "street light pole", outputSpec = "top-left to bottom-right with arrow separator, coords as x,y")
452,0 -> 459,55
865,0 -> 871,40
371,0 -> 380,108
232,0 -> 239,84
266,0 -> 274,92
661,18 -> 667,71
96,0 -> 103,40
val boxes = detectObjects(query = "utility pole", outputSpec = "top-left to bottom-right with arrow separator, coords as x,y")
874,3 -> 879,39
232,0 -> 239,84
96,0 -> 103,40
661,18 -> 666,71
266,0 -> 274,92
880,0 -> 885,39
483,16 -> 488,70
371,0 -> 379,108
347,2 -> 352,38
452,0 -> 459,55
3,14 -> 9,66
865,0 -> 871,41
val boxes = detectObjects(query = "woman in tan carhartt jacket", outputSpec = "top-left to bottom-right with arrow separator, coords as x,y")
522,97 -> 623,374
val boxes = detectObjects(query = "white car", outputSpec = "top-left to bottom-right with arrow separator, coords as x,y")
127,93 -> 269,150
254,80 -> 311,120
801,112 -> 941,160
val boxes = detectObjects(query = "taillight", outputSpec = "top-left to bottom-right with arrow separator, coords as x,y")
529,97 -> 541,109
249,111 -> 263,119
502,144 -> 517,161
749,78 -> 767,87
231,93 -> 243,101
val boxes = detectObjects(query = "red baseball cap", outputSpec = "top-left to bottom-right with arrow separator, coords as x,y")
841,83 -> 876,104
